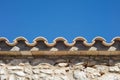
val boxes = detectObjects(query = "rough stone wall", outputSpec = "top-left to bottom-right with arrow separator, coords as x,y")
1,56 -> 120,80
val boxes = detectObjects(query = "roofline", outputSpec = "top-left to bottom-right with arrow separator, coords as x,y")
0,36 -> 119,46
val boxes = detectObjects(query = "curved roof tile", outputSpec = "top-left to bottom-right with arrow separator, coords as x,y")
0,36 -> 119,51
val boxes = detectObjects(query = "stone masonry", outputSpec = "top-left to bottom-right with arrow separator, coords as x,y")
0,55 -> 120,80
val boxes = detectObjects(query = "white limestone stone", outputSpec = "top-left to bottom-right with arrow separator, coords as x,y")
33,69 -> 40,74
0,69 -> 6,75
10,46 -> 20,51
57,63 -> 69,67
7,66 -> 23,70
54,69 -> 66,75
19,63 -> 25,66
70,47 -> 78,51
50,47 -> 58,51
52,76 -> 62,80
94,65 -> 109,74
9,74 -> 16,80
98,73 -> 120,80
0,63 -> 5,66
115,63 -> 120,68
108,46 -> 116,51
109,66 -> 120,73
84,67 -> 101,79
74,63 -> 85,70
89,47 -> 97,51
39,73 -> 51,79
40,69 -> 53,74
73,70 -> 89,80
32,74 -> 39,80
24,66 -> 32,74
0,75 -> 7,80
61,76 -> 69,80
39,63 -> 53,69
75,62 -> 85,66
15,71 -> 26,77
30,47 -> 39,51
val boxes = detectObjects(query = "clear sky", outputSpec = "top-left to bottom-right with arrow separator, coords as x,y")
0,0 -> 120,42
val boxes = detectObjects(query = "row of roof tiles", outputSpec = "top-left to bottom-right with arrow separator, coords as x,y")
0,36 -> 120,46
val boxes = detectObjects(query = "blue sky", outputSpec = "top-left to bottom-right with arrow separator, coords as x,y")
0,0 -> 120,42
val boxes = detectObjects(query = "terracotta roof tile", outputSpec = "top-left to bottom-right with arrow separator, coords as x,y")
0,36 -> 120,52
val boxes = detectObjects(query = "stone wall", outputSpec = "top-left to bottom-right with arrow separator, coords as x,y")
1,56 -> 120,80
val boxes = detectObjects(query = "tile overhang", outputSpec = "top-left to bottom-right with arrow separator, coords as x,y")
0,36 -> 120,56
0,51 -> 120,56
